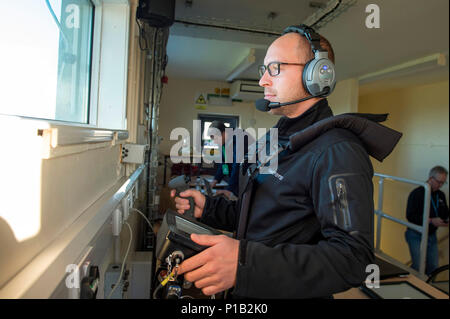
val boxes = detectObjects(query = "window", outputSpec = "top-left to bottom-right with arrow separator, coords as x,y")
198,114 -> 239,150
0,0 -> 94,123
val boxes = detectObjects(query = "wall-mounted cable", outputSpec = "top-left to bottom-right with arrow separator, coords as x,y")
106,222 -> 133,299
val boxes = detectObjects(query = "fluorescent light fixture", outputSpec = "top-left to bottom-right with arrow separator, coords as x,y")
358,53 -> 447,84
226,48 -> 256,82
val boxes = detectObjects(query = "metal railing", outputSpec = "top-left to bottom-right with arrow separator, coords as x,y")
374,173 -> 431,277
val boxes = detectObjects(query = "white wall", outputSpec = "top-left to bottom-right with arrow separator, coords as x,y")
328,78 -> 359,114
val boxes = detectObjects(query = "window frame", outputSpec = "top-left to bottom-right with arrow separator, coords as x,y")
198,114 -> 240,149
0,0 -> 131,144
91,0 -> 130,130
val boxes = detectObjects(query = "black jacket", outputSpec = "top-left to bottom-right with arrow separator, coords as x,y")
406,186 -> 449,235
199,99 -> 402,298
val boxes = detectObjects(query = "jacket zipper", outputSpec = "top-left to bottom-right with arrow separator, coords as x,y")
335,178 -> 352,230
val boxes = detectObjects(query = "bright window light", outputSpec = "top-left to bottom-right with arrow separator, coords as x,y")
0,0 -> 94,123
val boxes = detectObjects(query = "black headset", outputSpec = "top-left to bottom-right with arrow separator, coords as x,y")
282,24 -> 336,98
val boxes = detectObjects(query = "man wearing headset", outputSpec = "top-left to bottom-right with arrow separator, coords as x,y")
171,25 -> 399,298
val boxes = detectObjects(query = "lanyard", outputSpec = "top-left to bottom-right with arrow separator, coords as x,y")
430,194 -> 440,215
222,145 -> 226,163
221,145 -> 229,175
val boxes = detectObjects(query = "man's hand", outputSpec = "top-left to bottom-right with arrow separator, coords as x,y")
178,234 -> 239,296
430,217 -> 449,227
214,189 -> 234,200
210,180 -> 218,188
170,189 -> 206,218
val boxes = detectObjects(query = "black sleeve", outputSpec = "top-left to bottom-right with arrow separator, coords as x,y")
199,195 -> 240,232
213,164 -> 224,183
437,191 -> 449,221
234,141 -> 375,298
226,163 -> 240,196
406,187 -> 425,226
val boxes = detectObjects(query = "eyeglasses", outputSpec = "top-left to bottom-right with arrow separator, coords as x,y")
258,61 -> 305,78
432,176 -> 447,185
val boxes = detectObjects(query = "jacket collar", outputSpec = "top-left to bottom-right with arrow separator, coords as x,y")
288,112 -> 403,162
274,98 -> 333,137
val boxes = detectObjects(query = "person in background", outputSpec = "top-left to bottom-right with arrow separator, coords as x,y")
208,121 -> 253,199
405,165 -> 449,275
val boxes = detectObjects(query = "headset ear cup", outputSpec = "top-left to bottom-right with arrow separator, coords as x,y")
302,60 -> 314,96
317,60 -> 336,97
303,58 -> 336,97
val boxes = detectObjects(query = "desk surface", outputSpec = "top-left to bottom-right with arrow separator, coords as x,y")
334,270 -> 448,299
333,252 -> 448,299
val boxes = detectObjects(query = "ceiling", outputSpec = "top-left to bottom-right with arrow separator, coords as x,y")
164,0 -> 449,92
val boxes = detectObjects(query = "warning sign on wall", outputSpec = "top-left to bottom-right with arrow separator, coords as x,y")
195,92 -> 208,109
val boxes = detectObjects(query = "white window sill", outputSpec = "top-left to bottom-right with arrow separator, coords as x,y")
0,115 -> 128,159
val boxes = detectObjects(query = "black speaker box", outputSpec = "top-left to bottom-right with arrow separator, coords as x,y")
136,0 -> 175,28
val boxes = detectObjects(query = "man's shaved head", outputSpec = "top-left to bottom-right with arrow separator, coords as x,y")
284,32 -> 335,65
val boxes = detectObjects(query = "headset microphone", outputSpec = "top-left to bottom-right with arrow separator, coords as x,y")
255,87 -> 330,112
255,95 -> 315,112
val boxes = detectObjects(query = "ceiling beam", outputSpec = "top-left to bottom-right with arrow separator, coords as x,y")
226,49 -> 256,82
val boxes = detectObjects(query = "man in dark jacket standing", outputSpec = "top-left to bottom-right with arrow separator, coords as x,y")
405,166 -> 449,275
170,25 -> 400,298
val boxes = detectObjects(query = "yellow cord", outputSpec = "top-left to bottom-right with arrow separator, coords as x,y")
160,269 -> 176,287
